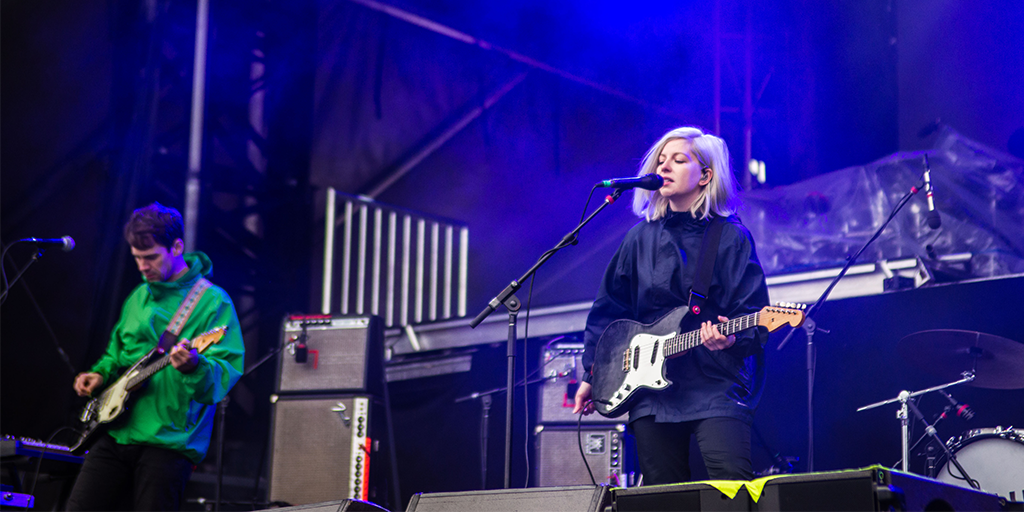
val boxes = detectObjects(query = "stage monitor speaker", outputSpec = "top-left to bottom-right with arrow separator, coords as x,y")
268,394 -> 385,507
537,342 -> 617,424
267,499 -> 389,512
612,466 -> 1007,511
406,485 -> 611,512
278,315 -> 384,394
535,424 -> 631,487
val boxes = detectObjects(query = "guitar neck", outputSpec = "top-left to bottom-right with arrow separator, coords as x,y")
663,311 -> 760,358
125,347 -> 182,390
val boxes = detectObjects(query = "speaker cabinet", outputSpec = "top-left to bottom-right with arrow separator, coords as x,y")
611,466 -> 1007,511
537,342 -> 617,424
278,315 -> 384,395
406,485 -> 611,512
268,395 -> 384,506
267,499 -> 389,512
534,424 -> 631,487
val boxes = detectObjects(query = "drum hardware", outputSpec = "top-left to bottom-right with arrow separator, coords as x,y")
903,402 -> 958,474
935,426 -> 1024,499
858,372 -> 980,491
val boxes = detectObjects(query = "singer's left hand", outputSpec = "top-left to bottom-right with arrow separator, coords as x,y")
701,316 -> 736,351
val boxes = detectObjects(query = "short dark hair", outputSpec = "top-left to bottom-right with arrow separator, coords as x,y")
124,202 -> 184,250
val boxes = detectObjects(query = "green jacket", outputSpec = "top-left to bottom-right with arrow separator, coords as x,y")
90,252 -> 244,463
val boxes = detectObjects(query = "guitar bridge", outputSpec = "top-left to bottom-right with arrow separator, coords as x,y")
622,348 -> 630,373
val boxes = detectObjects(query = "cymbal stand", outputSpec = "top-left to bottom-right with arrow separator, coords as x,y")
857,372 -> 975,476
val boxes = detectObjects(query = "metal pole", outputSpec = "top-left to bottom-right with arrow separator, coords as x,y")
184,0 -> 210,252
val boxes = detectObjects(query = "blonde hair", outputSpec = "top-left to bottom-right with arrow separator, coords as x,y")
631,127 -> 740,221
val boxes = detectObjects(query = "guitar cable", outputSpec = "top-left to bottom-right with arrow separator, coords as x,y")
25,425 -> 77,511
576,408 -> 598,486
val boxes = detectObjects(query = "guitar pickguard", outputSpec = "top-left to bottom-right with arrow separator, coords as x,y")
602,331 -> 675,414
94,369 -> 138,423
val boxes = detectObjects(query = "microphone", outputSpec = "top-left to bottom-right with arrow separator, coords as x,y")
597,174 -> 664,190
939,390 -> 975,421
23,236 -> 76,252
923,156 -> 941,229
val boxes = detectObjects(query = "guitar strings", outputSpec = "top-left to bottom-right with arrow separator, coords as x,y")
621,314 -> 760,356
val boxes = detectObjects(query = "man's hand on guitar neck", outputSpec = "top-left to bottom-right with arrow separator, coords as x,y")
169,340 -> 199,374
701,315 -> 736,351
74,373 -> 104,397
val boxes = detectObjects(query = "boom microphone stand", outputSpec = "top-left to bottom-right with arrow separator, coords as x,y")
469,188 -> 624,488
776,170 -> 929,472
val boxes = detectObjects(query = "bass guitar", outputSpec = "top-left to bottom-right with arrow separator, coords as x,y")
69,326 -> 227,452
590,305 -> 804,418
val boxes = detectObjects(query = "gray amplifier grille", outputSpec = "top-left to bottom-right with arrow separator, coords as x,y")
268,395 -> 377,506
277,315 -> 383,394
534,424 -> 629,487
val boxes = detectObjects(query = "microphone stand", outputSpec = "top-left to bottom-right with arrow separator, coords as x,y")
469,188 -> 625,488
454,374 -> 557,490
0,246 -> 47,303
776,181 -> 924,472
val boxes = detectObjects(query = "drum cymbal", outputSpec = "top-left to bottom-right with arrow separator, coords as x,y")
897,329 -> 1024,389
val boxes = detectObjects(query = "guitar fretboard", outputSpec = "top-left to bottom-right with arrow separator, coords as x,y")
662,311 -> 760,358
126,349 -> 182,389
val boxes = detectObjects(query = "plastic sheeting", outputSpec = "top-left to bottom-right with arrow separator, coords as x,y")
740,127 -> 1024,279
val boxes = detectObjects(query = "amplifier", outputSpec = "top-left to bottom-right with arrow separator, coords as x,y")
268,395 -> 384,507
534,424 -> 632,487
278,315 -> 384,394
537,342 -> 617,424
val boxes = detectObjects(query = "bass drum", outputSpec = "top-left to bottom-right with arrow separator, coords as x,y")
936,427 -> 1024,499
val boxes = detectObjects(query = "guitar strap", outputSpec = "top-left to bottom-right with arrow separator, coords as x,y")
157,277 -> 212,352
687,216 -> 725,319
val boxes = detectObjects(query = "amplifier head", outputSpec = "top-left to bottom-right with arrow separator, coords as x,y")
278,315 -> 384,395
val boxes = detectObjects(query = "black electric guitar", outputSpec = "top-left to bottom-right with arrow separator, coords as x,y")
69,326 -> 227,452
590,305 -> 804,418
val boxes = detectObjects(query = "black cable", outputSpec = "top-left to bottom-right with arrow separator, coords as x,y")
1,239 -> 13,302
576,409 -> 597,486
522,272 -> 534,487
25,426 -> 77,512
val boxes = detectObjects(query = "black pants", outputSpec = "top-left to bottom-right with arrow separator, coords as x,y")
65,435 -> 194,511
631,416 -> 752,485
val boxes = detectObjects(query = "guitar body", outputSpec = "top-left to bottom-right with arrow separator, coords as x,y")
591,306 -> 690,418
73,355 -> 152,451
81,368 -> 142,427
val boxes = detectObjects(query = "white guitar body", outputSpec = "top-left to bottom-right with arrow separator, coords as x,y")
91,368 -> 140,424
602,331 -> 675,414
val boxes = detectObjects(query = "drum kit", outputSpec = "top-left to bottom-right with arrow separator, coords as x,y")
858,329 -> 1024,501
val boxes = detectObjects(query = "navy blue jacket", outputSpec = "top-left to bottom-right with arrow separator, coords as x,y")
582,211 -> 770,424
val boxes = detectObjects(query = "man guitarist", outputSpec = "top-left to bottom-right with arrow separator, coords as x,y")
67,203 -> 244,511
573,127 -> 770,485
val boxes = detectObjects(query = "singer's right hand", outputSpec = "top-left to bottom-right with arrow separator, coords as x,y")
74,372 -> 103,397
573,381 -> 595,415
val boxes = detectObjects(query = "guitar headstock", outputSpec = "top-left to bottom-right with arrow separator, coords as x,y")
757,303 -> 806,332
187,325 -> 228,353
